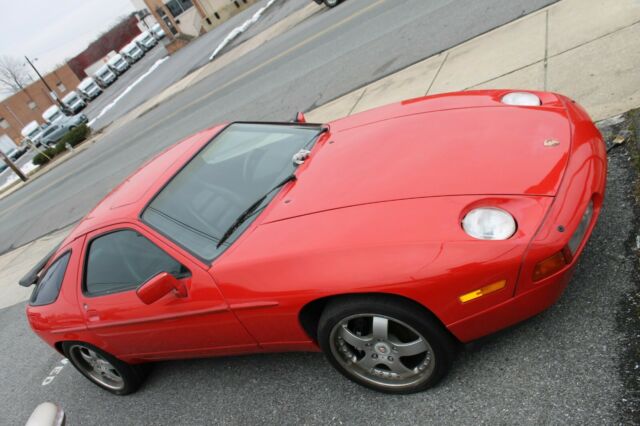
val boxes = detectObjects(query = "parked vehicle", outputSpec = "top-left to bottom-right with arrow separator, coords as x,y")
21,121 -> 45,146
77,77 -> 102,101
0,134 -> 27,161
134,31 -> 157,51
21,91 -> 606,396
95,65 -> 117,88
42,105 -> 66,125
151,23 -> 165,40
62,91 -> 86,114
313,0 -> 343,7
39,114 -> 88,147
107,53 -> 130,75
120,42 -> 144,64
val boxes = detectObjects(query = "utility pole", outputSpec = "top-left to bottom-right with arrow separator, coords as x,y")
24,56 -> 67,113
0,150 -> 27,182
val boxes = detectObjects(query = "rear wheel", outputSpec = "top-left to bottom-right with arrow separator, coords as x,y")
318,296 -> 456,394
62,342 -> 148,395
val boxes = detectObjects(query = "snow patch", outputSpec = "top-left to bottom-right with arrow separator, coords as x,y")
209,0 -> 278,61
88,56 -> 170,127
0,161 -> 40,191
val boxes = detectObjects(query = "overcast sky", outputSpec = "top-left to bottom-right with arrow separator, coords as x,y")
0,0 -> 136,75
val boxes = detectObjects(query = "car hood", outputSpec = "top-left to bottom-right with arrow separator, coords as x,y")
266,96 -> 571,223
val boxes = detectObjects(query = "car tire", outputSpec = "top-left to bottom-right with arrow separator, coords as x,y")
62,341 -> 149,395
324,0 -> 340,7
318,296 -> 456,394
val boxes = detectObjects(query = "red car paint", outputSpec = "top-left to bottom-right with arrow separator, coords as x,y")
26,90 -> 606,363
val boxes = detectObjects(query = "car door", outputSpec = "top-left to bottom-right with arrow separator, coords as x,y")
77,223 -> 258,360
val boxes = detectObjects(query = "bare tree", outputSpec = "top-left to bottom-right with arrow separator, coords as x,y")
0,55 -> 32,94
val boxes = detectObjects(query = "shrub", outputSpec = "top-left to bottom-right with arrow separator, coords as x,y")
54,141 -> 67,155
32,148 -> 56,166
61,124 -> 90,147
31,124 -> 91,166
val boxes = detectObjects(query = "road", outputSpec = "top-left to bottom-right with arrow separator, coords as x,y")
0,0 -> 557,255
0,0 -> 309,189
87,0 -> 311,131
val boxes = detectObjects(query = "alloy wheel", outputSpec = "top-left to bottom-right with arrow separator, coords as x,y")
68,344 -> 125,391
329,314 -> 435,389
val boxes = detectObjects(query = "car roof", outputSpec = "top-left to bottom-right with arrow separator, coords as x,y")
43,105 -> 59,116
79,78 -> 94,88
21,121 -> 40,134
62,91 -> 78,101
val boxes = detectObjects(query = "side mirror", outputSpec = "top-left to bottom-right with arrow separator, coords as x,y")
292,112 -> 306,123
136,272 -> 187,305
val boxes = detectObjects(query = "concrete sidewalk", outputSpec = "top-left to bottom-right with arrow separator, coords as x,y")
1,0 -> 639,308
307,0 -> 640,122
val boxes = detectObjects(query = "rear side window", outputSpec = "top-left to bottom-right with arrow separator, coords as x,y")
30,252 -> 71,306
85,230 -> 186,297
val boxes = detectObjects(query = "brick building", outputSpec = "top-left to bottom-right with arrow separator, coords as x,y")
67,14 -> 142,80
0,64 -> 80,144
141,0 -> 258,39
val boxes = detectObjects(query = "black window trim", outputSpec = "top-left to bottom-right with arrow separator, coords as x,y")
82,227 -> 190,299
139,121 -> 327,266
29,250 -> 72,307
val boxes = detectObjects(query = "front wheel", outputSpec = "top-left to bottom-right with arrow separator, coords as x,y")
324,0 -> 340,7
62,342 -> 148,395
318,296 -> 456,394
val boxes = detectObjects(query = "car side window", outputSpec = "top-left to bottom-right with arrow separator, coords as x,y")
85,230 -> 187,297
30,252 -> 71,306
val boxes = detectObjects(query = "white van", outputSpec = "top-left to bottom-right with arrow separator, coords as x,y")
120,42 -> 144,63
62,91 -> 86,114
77,77 -> 102,101
42,105 -> 65,125
95,65 -> 117,87
20,121 -> 44,146
151,23 -> 166,40
134,31 -> 158,51
107,53 -> 130,75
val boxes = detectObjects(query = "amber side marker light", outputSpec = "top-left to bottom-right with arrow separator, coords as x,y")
533,249 -> 571,282
459,280 -> 507,303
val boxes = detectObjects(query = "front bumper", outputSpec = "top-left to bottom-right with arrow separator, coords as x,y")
446,97 -> 607,343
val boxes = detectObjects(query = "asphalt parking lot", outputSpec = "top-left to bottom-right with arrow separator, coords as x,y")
1,125 -> 637,425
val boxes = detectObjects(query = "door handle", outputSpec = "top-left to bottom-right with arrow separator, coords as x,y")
86,309 -> 101,322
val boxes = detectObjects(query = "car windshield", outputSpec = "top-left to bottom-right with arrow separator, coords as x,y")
99,68 -> 111,77
142,123 -> 323,262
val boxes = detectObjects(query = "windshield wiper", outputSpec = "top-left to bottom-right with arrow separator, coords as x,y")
216,174 -> 297,248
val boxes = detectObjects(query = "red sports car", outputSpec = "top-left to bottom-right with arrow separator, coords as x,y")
22,90 -> 606,395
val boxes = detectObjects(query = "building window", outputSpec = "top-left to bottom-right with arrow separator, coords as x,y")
0,118 -> 9,129
57,82 -> 66,93
165,0 -> 193,18
27,101 -> 37,110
